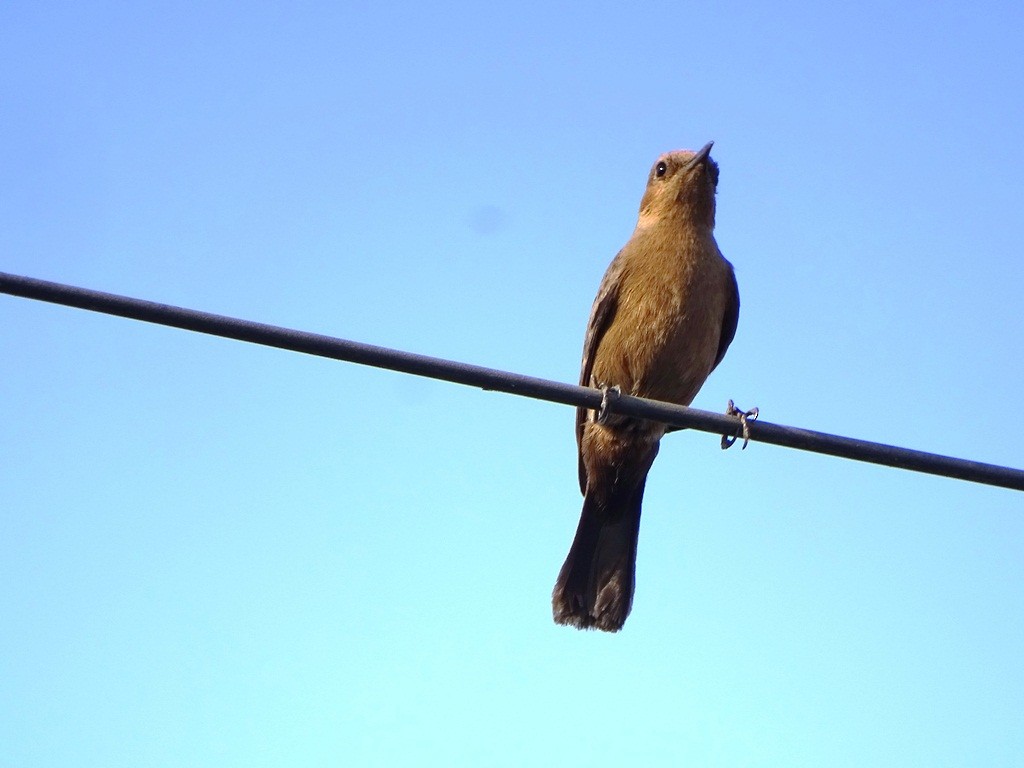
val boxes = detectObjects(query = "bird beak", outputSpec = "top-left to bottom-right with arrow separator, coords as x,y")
684,141 -> 714,172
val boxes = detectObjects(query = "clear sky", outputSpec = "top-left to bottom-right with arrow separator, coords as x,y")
2,2 -> 1023,765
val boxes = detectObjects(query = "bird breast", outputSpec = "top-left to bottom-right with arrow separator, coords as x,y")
592,236 -> 728,408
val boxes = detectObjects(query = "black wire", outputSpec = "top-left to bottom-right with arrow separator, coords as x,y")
3,270 -> 1022,492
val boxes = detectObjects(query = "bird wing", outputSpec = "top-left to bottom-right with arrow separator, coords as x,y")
712,265 -> 740,371
576,255 -> 624,494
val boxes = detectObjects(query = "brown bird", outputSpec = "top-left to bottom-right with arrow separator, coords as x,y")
552,142 -> 739,631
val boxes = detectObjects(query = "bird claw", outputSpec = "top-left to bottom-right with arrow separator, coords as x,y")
721,399 -> 759,450
596,385 -> 621,425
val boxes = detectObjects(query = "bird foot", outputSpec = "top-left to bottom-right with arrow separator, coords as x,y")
596,385 -> 621,425
721,399 -> 759,450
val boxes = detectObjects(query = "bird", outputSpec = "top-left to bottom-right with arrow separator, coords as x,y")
552,142 -> 739,632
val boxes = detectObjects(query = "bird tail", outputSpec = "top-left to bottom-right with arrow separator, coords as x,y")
552,469 -> 652,632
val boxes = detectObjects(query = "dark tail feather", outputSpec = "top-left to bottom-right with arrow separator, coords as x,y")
552,474 -> 649,632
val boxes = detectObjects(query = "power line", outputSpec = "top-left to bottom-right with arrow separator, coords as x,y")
2,270 -> 1022,492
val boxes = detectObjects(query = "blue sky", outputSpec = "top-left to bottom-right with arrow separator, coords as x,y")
2,2 -> 1023,765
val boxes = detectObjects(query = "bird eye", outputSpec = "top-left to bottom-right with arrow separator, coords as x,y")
655,161 -> 668,178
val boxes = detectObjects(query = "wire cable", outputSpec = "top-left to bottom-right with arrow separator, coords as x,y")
2,270 -> 1022,492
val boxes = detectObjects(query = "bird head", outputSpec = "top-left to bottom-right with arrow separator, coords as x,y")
637,142 -> 719,229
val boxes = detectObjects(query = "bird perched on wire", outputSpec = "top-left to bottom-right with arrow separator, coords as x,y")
553,142 -> 739,632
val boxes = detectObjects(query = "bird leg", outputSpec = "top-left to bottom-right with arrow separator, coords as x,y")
721,399 -> 759,450
596,385 -> 621,425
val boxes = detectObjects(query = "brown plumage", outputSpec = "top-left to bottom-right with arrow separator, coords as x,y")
552,142 -> 739,631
